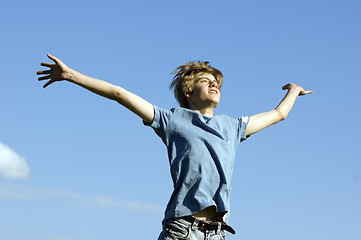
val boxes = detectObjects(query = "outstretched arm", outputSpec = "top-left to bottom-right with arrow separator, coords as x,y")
245,83 -> 313,136
37,54 -> 155,124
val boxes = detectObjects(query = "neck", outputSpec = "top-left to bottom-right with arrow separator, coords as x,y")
189,106 -> 215,117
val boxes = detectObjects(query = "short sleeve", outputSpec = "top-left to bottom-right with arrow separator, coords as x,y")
238,116 -> 250,142
143,105 -> 172,143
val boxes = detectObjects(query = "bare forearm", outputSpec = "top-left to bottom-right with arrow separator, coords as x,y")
67,70 -> 154,123
67,70 -> 123,101
275,87 -> 301,119
37,54 -> 155,123
245,83 -> 312,136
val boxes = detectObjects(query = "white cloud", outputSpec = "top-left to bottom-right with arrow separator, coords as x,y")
0,184 -> 163,216
0,142 -> 30,179
92,195 -> 164,215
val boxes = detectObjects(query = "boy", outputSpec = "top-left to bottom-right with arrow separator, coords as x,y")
37,54 -> 312,240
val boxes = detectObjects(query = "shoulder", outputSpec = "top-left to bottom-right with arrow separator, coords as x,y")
213,113 -> 238,123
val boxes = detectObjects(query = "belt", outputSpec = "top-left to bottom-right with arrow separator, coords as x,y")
182,216 -> 236,235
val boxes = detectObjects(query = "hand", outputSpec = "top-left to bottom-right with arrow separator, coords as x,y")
282,83 -> 313,96
37,54 -> 73,88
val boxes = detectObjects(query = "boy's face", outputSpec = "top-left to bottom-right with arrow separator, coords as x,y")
186,72 -> 221,109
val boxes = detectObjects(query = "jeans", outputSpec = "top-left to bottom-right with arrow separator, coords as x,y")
158,218 -> 227,240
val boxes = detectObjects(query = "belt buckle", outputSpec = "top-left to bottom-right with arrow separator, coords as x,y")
191,217 -> 200,231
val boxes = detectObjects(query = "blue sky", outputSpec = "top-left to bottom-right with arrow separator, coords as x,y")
0,0 -> 360,239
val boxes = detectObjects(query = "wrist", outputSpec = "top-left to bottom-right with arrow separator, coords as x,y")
288,84 -> 302,94
65,69 -> 78,82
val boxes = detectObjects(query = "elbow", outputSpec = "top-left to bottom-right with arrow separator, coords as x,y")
280,112 -> 287,121
276,109 -> 287,121
113,87 -> 126,103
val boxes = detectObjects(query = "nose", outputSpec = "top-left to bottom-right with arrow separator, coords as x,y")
209,80 -> 218,88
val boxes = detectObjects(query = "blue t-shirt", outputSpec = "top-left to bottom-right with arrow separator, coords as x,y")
146,105 -> 249,220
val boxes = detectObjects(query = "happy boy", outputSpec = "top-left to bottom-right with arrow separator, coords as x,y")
37,54 -> 312,240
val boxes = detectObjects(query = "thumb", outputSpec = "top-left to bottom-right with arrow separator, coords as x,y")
47,54 -> 60,65
300,90 -> 314,95
47,54 -> 67,71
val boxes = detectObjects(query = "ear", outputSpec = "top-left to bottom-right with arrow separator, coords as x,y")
185,89 -> 194,98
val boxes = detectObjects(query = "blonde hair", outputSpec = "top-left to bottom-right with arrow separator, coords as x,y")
169,61 -> 223,108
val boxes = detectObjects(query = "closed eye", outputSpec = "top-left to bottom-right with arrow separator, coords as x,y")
198,77 -> 219,88
198,79 -> 209,85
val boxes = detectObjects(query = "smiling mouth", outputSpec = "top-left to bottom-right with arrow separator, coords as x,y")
209,89 -> 219,94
